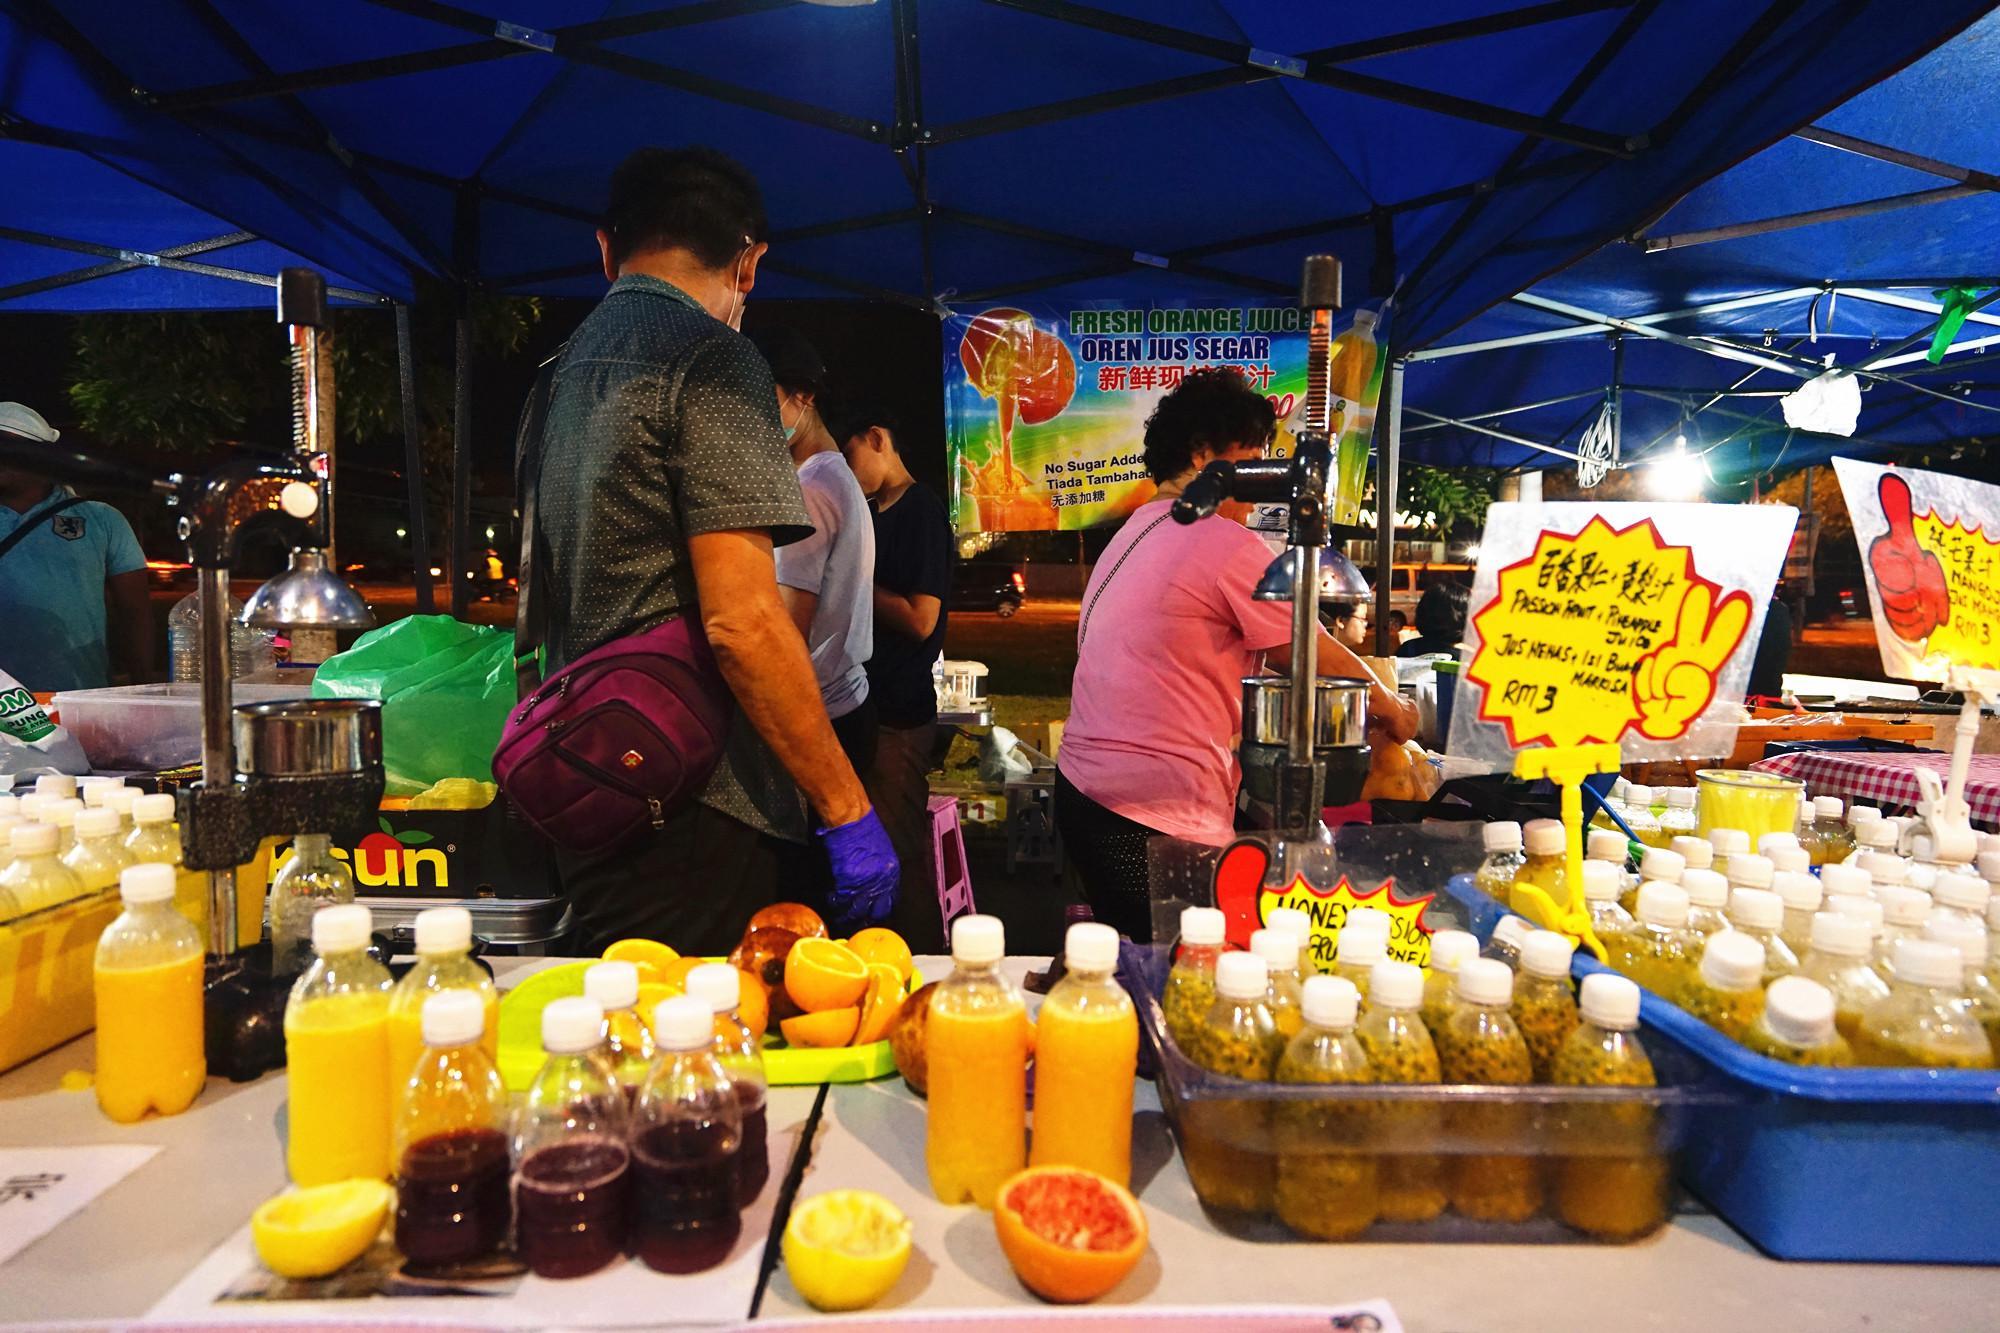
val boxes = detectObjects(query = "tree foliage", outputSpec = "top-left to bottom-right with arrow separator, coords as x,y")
1399,462 -> 1495,536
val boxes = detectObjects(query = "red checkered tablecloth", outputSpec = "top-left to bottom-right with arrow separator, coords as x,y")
1751,749 -> 2000,831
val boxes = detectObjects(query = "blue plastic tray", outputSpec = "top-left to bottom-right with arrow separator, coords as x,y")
1445,874 -> 2000,1264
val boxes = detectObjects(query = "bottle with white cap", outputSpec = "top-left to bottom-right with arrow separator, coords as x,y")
1679,868 -> 1732,938
583,960 -> 656,1100
1165,905 -> 1226,1052
1587,828 -> 1639,912
1724,851 -> 1775,895
1771,870 -> 1823,955
1620,785 -> 1664,847
1669,834 -> 1714,874
1358,959 -> 1448,1224
1658,786 -> 1699,841
1264,905 -> 1313,959
91,863 -> 205,1124
386,906 -> 497,1108
1590,778 -> 1626,831
1511,931 -> 1579,1080
1758,831 -> 1799,858
1767,843 -> 1811,876
1921,915 -> 2000,1055
1706,827 -> 1750,879
34,773 -> 76,803
1672,930 -> 1767,1041
1481,913 -> 1532,970
1513,819 -> 1569,918
393,989 -> 510,1267
1608,883 -> 1700,996
1636,844 -> 1686,898
40,797 -> 82,855
1182,950 -> 1279,1216
1421,929 -> 1480,1036
1474,820 -> 1526,901
1344,905 -> 1392,945
1580,860 -> 1636,940
1272,975 -> 1378,1240
1797,911 -> 1891,1041
1850,939 -> 1994,1069
1809,795 -> 1850,865
1437,958 -> 1542,1223
284,903 -> 395,1184
268,834 -> 359,978
1819,861 -> 1872,900
1854,821 -> 1907,886
1979,849 -> 2000,890
1550,973 -> 1666,1240
61,805 -> 132,896
100,783 -> 139,835
1872,886 -> 1934,979
1726,888 -> 1801,981
1741,976 -> 1852,1066
631,994 -> 744,1273
927,914 -> 1030,1208
0,822 -> 83,916
1333,921 -> 1388,1000
685,962 -> 771,1205
1031,922 -> 1138,1186
1252,927 -> 1305,1036
1929,871 -> 1992,935
513,996 -> 629,1279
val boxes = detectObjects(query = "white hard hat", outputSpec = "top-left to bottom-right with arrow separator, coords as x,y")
0,403 -> 59,444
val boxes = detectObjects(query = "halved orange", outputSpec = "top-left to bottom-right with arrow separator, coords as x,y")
780,1006 -> 861,1048
636,981 -> 679,1018
659,956 -> 707,992
993,1166 -> 1148,1304
853,963 -> 905,1045
785,937 -> 870,1013
602,938 -> 679,972
846,927 -> 913,983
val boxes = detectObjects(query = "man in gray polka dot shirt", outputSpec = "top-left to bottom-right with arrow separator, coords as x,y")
528,148 -> 898,953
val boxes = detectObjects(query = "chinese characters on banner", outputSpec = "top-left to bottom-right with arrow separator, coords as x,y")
1831,458 -> 2000,680
944,302 -> 1343,533
1447,503 -> 1798,768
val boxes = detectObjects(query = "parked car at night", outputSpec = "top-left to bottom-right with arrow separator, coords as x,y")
953,559 -> 1026,617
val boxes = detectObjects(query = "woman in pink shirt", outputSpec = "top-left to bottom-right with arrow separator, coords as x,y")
1055,370 -> 1418,940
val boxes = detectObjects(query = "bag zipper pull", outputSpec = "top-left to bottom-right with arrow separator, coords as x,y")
648,797 -> 664,830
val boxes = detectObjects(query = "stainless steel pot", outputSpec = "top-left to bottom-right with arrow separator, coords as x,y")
232,698 -> 383,778
1241,676 -> 1370,750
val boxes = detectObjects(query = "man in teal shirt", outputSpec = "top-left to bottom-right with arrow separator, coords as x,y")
0,403 -> 153,691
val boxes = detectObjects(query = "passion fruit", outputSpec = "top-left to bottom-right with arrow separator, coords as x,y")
728,925 -> 800,990
889,979 -> 938,1096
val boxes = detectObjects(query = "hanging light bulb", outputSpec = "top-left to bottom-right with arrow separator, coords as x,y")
1648,436 -> 1705,500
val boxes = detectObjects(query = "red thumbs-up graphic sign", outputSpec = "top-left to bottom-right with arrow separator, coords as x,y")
1870,472 -> 1951,644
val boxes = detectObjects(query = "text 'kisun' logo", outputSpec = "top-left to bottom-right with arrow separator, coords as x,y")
268,818 -> 447,889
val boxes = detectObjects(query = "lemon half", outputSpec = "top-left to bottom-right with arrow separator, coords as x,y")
782,1189 -> 913,1311
251,1179 -> 394,1279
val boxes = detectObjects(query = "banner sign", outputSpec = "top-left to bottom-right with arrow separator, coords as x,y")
1447,502 -> 1796,768
943,302 -> 1326,533
1831,458 -> 2000,681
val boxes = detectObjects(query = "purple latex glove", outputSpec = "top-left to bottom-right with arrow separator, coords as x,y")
818,808 -> 899,931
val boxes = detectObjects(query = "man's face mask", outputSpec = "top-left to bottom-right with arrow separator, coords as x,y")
780,397 -> 810,443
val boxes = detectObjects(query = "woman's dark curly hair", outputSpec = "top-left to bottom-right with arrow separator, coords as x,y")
1141,368 -> 1277,483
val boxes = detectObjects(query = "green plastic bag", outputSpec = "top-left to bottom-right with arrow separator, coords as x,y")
313,615 -> 514,796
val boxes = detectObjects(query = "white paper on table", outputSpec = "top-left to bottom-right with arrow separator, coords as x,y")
0,1144 -> 161,1267
752,1299 -> 1402,1332
146,1119 -> 794,1329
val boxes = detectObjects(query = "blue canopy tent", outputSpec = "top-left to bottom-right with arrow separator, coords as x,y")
1398,10 -> 2000,489
1,0 -> 1990,618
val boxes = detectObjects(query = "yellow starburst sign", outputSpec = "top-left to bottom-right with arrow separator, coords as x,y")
1910,510 -> 2000,671
1465,514 -> 1752,750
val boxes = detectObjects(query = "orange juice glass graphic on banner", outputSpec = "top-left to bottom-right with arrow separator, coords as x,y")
1447,503 -> 1798,957
1832,459 -> 2000,862
958,309 -> 1076,531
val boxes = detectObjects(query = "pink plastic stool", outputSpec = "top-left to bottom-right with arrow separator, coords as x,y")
928,794 -> 976,929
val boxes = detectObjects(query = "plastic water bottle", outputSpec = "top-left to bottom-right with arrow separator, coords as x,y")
166,590 -> 277,681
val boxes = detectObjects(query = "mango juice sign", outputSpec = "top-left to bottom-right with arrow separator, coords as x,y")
943,302 -> 1319,533
1832,459 -> 2000,681
1212,839 -> 1434,968
1446,503 -> 1797,767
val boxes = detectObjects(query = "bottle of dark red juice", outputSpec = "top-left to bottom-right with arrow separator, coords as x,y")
394,990 -> 511,1268
512,996 -> 630,1279
685,962 -> 769,1206
628,995 -> 743,1274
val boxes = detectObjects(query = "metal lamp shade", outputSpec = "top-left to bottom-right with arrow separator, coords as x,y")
1252,546 -> 1373,603
242,548 -> 375,630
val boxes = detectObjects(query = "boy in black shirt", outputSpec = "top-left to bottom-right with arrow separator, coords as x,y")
832,399 -> 953,951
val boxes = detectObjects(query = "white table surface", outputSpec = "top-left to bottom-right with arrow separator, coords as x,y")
5,956 -> 1998,1330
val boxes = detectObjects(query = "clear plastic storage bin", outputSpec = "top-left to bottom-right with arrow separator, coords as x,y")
50,682 -> 310,772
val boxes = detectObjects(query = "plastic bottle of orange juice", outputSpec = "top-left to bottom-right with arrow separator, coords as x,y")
1029,921 -> 1137,1186
125,793 -> 206,932
927,914 -> 1030,1208
93,864 -> 206,1123
387,906 -> 496,1108
284,903 -> 394,1184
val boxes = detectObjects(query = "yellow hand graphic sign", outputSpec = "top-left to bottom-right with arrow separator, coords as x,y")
1467,515 -> 1753,750
1910,510 -> 2000,671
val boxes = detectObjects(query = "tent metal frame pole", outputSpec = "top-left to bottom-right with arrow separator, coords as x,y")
1407,286 -> 1820,360
1859,286 -> 2000,369
1636,185 -> 1983,253
395,302 -> 436,616
1835,286 -> 2000,334
1793,125 -> 2000,190
1374,360 -> 1404,658
0,223 -> 384,303
1402,407 -> 1589,464
1401,390 -> 1606,434
451,302 -> 473,620
1511,292 -> 1814,378
0,227 -> 246,303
